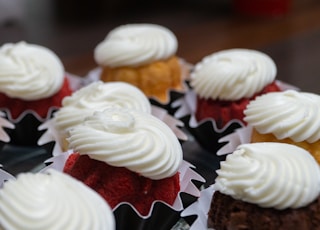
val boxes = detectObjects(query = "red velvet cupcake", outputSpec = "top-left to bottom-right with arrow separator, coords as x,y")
190,48 -> 281,128
174,48 -> 283,152
0,41 -> 73,145
0,41 -> 72,120
62,107 -> 184,216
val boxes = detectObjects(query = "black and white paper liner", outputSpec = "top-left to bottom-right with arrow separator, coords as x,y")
172,80 -> 299,154
0,73 -> 85,146
173,89 -> 244,153
181,185 -> 215,230
216,126 -> 253,156
40,152 -> 205,229
0,167 -> 16,188
0,111 -> 14,143
85,58 -> 192,115
38,105 -> 189,156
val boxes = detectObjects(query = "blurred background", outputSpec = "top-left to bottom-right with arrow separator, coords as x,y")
1,0 -> 320,93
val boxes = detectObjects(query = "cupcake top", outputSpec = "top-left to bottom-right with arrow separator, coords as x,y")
0,41 -> 64,100
0,169 -> 115,230
214,142 -> 320,210
54,81 -> 151,135
67,108 -> 183,180
94,23 -> 178,67
190,48 -> 277,100
244,90 -> 320,143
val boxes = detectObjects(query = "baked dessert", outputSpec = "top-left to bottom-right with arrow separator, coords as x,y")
209,142 -> 320,230
190,48 -> 281,129
244,90 -> 320,164
0,169 -> 115,230
51,81 -> 151,151
93,23 -> 185,103
0,41 -> 72,120
63,107 -> 183,216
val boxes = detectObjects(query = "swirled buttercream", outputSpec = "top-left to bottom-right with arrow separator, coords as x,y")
67,108 -> 183,180
0,169 -> 115,230
54,81 -> 151,134
244,90 -> 320,143
214,142 -> 320,209
0,41 -> 64,100
94,23 -> 178,67
190,49 -> 277,100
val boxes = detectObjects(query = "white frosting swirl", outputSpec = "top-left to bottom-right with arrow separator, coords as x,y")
54,81 -> 151,134
67,108 -> 183,180
190,49 -> 277,100
94,23 -> 178,67
0,41 -> 64,100
214,142 -> 320,209
0,169 -> 115,230
244,90 -> 320,143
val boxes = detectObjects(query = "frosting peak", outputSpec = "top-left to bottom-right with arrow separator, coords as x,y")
54,81 -> 151,135
190,49 -> 277,100
214,142 -> 320,209
94,23 -> 178,67
0,41 -> 64,100
67,108 -> 183,180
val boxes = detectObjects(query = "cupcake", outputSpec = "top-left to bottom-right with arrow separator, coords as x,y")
190,48 -> 281,128
58,107 -> 202,225
38,81 -> 187,154
208,142 -> 320,229
0,41 -> 72,120
243,90 -> 320,163
0,169 -> 115,230
174,48 -> 282,153
63,108 -> 182,216
0,41 -> 73,145
92,23 -> 188,106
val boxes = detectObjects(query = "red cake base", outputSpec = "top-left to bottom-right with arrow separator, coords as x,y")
0,77 -> 72,120
63,153 -> 180,216
195,81 -> 281,129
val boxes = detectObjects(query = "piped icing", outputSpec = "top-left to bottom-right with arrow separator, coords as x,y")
94,23 -> 178,67
190,48 -> 277,100
67,108 -> 183,180
244,90 -> 320,143
0,41 -> 64,100
0,169 -> 115,230
54,81 -> 151,135
214,142 -> 320,210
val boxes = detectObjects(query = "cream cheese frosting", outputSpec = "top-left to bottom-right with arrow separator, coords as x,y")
190,48 -> 277,100
0,169 -> 115,230
67,108 -> 183,180
0,41 -> 64,100
244,90 -> 320,143
54,81 -> 151,135
214,142 -> 320,210
94,23 -> 178,67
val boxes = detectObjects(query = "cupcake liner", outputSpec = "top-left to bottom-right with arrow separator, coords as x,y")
85,59 -> 192,115
216,126 -> 253,156
181,133 -> 227,188
181,185 -> 215,230
41,153 -> 205,229
0,167 -> 15,188
0,111 -> 14,143
173,90 -> 244,153
38,105 -> 188,156
0,143 -> 55,176
0,73 -> 84,146
173,80 -> 298,154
